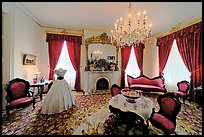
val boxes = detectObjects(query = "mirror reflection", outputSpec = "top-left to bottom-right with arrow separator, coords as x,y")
88,44 -> 116,61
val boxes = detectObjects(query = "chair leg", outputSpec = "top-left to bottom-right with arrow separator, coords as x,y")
32,101 -> 36,110
6,109 -> 10,120
173,131 -> 178,135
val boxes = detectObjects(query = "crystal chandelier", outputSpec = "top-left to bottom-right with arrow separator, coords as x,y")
111,2 -> 152,47
93,49 -> 103,56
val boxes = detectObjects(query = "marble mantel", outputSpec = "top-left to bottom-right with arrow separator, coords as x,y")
83,71 -> 119,95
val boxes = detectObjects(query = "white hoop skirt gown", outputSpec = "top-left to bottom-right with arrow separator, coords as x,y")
41,79 -> 75,115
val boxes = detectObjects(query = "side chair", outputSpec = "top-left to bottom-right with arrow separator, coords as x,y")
147,92 -> 181,135
110,83 -> 122,96
4,78 -> 35,119
171,80 -> 190,104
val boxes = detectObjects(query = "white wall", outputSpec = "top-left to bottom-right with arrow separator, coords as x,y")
2,3 -> 46,82
2,4 -> 12,111
13,7 -> 44,82
143,35 -> 159,78
38,28 -> 50,80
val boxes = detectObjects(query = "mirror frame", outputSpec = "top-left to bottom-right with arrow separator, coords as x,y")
85,32 -> 119,66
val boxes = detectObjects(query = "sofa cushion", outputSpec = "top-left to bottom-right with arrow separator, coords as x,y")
148,78 -> 164,88
151,113 -> 175,134
171,91 -> 187,97
130,84 -> 166,92
9,97 -> 33,107
128,76 -> 145,85
139,77 -> 152,85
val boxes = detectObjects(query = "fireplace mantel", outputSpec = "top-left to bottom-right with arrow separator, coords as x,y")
89,71 -> 116,73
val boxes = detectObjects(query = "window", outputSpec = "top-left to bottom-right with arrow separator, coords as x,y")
163,39 -> 190,91
55,41 -> 76,89
125,46 -> 140,87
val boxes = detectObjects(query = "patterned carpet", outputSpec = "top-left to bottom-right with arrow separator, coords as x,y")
2,93 -> 202,135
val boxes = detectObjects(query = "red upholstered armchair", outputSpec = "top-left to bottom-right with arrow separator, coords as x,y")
110,84 -> 122,96
171,80 -> 190,104
4,78 -> 35,119
148,93 -> 181,135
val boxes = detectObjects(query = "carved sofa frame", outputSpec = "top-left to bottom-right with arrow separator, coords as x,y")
127,75 -> 167,93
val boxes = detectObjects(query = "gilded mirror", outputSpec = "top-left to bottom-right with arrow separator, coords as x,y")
85,33 -> 119,71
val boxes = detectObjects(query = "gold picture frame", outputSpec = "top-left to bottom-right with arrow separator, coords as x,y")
23,54 -> 36,65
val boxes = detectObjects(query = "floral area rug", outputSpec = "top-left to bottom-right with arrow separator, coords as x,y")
2,93 -> 202,135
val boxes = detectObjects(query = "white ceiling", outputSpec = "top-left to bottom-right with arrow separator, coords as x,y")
14,2 -> 202,35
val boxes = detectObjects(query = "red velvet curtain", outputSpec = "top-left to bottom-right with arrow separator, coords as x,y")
157,33 -> 175,75
175,21 -> 202,101
48,40 -> 64,80
46,33 -> 82,82
66,41 -> 81,90
120,46 -> 132,88
133,43 -> 145,75
46,33 -> 82,43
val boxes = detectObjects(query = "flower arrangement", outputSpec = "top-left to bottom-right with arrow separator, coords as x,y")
33,72 -> 41,83
86,58 -> 118,71
33,72 -> 41,78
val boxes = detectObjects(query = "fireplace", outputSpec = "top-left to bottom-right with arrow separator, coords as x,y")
96,77 -> 109,90
83,71 -> 119,95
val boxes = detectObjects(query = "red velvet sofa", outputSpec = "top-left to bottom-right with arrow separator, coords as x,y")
127,75 -> 167,93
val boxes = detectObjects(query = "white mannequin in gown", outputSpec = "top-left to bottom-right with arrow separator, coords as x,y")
40,68 -> 75,115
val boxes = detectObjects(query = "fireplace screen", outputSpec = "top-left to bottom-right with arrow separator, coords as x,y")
96,78 -> 109,90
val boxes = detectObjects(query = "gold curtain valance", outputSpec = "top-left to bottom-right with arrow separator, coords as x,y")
46,32 -> 82,43
46,30 -> 83,37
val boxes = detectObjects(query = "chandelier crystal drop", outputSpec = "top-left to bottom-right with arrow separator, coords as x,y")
111,2 -> 152,47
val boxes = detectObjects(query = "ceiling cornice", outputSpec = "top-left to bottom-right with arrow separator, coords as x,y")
155,8 -> 202,37
12,2 -> 43,27
156,18 -> 202,39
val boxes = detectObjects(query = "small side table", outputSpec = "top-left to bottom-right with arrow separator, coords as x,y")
30,80 -> 53,100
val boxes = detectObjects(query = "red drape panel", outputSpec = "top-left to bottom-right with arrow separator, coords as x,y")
133,43 -> 145,75
175,21 -> 202,101
48,40 -> 64,80
120,46 -> 132,88
66,41 -> 81,90
157,34 -> 175,76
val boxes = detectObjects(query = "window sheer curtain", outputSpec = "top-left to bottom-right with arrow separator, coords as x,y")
125,46 -> 140,87
55,41 -> 76,89
133,43 -> 145,75
120,46 -> 131,88
163,40 -> 190,92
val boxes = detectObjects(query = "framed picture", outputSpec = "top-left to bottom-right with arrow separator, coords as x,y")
23,54 -> 36,65
107,55 -> 115,61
